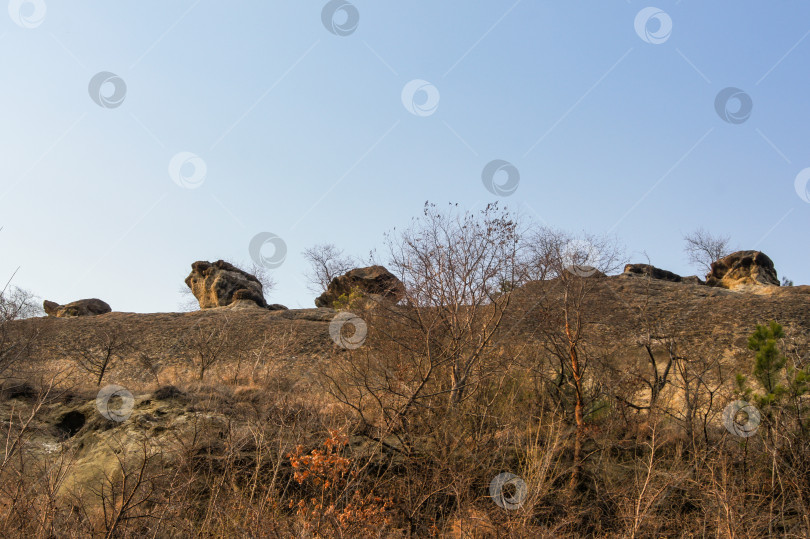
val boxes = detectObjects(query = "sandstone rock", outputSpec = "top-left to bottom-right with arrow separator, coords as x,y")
185,260 -> 267,309
42,300 -> 59,316
314,265 -> 405,308
623,264 -> 683,283
705,250 -> 779,290
43,298 -> 111,318
681,275 -> 705,285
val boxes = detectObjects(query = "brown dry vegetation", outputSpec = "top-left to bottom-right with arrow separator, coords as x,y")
1,273 -> 809,537
2,205 -> 809,538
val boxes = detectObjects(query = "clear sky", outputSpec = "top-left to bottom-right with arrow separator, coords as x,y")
1,1 -> 808,312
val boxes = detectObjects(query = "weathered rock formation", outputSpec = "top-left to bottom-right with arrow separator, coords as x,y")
43,298 -> 111,318
623,264 -> 683,283
185,260 -> 285,310
314,265 -> 405,308
621,264 -> 705,285
705,250 -> 779,290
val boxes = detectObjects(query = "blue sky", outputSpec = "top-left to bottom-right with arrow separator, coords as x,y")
1,1 -> 808,312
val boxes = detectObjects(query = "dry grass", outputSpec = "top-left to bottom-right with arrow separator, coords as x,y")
1,277 -> 809,537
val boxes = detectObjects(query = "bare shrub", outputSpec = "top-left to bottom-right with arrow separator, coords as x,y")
182,315 -> 236,381
385,201 -> 522,406
68,327 -> 132,386
521,227 -> 624,492
0,280 -> 41,381
82,437 -> 165,537
683,227 -> 731,275
302,243 -> 357,294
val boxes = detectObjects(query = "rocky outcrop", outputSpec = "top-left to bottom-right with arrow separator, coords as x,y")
705,250 -> 779,290
43,298 -> 111,318
185,260 -> 279,310
315,265 -> 405,308
623,264 -> 683,283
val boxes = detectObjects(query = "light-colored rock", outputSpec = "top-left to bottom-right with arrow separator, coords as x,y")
705,250 -> 779,290
184,260 -> 268,309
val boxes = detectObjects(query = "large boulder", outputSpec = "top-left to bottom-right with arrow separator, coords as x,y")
623,264 -> 683,283
315,265 -> 405,308
43,298 -> 111,318
705,250 -> 779,290
185,260 -> 271,310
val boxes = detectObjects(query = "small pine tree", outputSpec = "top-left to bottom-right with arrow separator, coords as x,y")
737,322 -> 809,427
747,321 -> 786,399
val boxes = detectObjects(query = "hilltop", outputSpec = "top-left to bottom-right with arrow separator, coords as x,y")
2,221 -> 809,538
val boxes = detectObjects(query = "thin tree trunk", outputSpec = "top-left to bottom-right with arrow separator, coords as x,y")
449,365 -> 466,405
568,330 -> 584,493
97,356 -> 109,386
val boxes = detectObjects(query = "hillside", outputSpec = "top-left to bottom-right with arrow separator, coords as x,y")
11,275 -> 810,388
1,273 -> 809,536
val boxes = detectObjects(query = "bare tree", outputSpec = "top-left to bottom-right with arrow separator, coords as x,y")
69,327 -> 132,386
683,228 -> 731,275
244,260 -> 277,297
302,243 -> 356,294
85,436 -> 163,538
319,202 -> 523,462
183,316 -> 235,380
601,272 -> 680,414
0,280 -> 41,381
386,202 -> 522,406
177,285 -> 200,312
524,227 -> 623,492
0,285 -> 40,322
